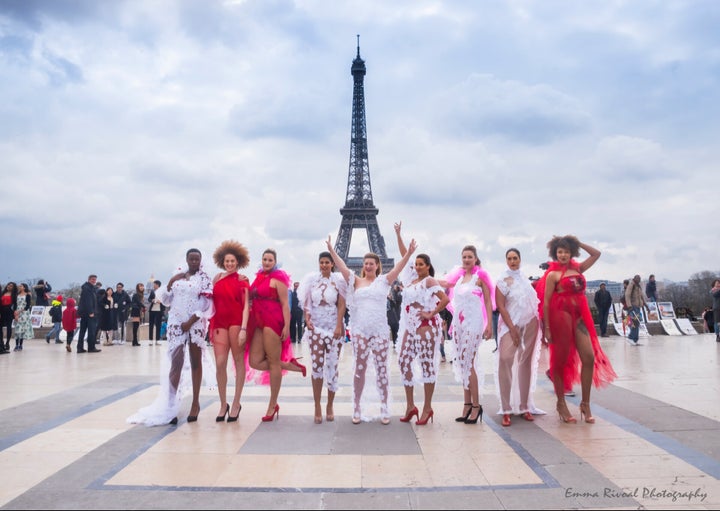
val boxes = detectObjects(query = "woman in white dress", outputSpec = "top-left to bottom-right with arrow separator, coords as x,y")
325,234 -> 417,424
298,251 -> 347,424
495,248 -> 543,427
439,246 -> 494,425
394,223 -> 449,426
128,248 -> 214,426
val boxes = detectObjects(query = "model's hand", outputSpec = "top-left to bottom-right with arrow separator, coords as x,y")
326,235 -> 333,251
511,326 -> 521,347
334,324 -> 343,339
394,222 -> 402,234
281,325 -> 289,341
543,326 -> 552,345
407,239 -> 418,255
305,316 -> 314,331
482,324 -> 492,340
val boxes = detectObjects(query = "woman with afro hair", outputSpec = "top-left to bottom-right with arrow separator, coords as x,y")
210,240 -> 251,422
537,235 -> 616,424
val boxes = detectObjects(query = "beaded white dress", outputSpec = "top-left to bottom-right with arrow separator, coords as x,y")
127,269 -> 216,426
297,271 -> 347,391
346,273 -> 392,420
494,268 -> 544,415
397,266 -> 443,386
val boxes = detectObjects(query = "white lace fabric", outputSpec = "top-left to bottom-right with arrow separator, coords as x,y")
451,279 -> 486,390
397,266 -> 443,386
298,272 -> 346,390
346,273 -> 392,420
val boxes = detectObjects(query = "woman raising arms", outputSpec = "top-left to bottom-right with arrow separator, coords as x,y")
394,222 -> 449,426
297,251 -> 347,424
538,235 -> 616,423
247,249 -> 305,422
438,246 -> 494,425
210,240 -> 250,422
326,233 -> 417,424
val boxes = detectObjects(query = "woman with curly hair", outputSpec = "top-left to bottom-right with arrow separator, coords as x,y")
210,240 -> 251,422
537,235 -> 616,424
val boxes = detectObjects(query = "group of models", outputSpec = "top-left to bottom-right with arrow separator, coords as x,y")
128,226 -> 617,428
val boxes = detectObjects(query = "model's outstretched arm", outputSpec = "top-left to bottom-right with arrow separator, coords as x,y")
326,236 -> 352,282
385,239 -> 418,284
394,222 -> 407,257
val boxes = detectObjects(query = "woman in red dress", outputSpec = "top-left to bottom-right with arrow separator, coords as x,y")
247,249 -> 305,422
210,240 -> 250,422
539,235 -> 616,424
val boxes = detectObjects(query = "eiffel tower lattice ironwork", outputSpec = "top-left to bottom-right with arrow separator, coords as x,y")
334,36 -> 394,275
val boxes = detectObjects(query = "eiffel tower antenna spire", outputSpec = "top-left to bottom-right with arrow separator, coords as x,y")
334,37 -> 394,275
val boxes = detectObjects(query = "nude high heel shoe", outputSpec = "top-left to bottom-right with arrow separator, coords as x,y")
579,402 -> 595,424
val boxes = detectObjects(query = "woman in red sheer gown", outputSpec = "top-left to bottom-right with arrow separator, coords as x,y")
247,249 -> 305,422
539,235 -> 616,424
210,240 -> 250,422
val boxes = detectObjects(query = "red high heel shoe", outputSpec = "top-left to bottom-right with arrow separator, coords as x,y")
416,409 -> 434,426
399,406 -> 418,423
502,414 -> 511,427
289,358 -> 306,377
262,404 -> 280,422
522,411 -> 534,422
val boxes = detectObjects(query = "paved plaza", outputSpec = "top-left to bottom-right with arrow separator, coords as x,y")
1,332 -> 719,510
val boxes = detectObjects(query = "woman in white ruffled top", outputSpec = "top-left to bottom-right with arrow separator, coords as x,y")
326,234 -> 417,425
297,251 -> 347,424
394,223 -> 449,426
495,248 -> 543,427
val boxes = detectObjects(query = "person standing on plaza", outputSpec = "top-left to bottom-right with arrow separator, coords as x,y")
495,248 -> 543,427
13,283 -> 33,351
99,287 -> 116,346
63,297 -> 78,352
326,233 -> 417,425
128,248 -> 214,426
625,275 -> 648,346
538,235 -> 616,423
289,282 -> 304,343
593,282 -> 613,337
1,283 -> 18,354
130,284 -> 146,347
711,279 -> 720,343
33,279 -> 52,306
209,240 -> 250,422
297,251 -> 347,424
77,275 -> 100,353
645,274 -> 658,303
114,283 -> 131,343
148,280 -> 165,346
438,245 -> 494,425
46,295 -> 64,344
394,223 -> 449,426
246,248 -> 306,422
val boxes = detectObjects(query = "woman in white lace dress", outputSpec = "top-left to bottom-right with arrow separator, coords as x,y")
439,246 -> 494,425
495,248 -> 543,427
394,223 -> 449,426
326,234 -> 417,424
128,248 -> 214,426
297,252 -> 347,424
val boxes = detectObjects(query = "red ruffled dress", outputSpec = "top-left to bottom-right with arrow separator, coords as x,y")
539,261 -> 617,389
245,269 -> 294,384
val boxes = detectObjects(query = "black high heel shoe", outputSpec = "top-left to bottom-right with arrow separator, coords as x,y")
187,404 -> 200,423
455,403 -> 472,422
465,405 -> 483,424
227,404 -> 242,422
216,403 -> 229,422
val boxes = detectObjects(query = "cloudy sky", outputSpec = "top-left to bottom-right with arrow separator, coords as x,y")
1,0 -> 718,291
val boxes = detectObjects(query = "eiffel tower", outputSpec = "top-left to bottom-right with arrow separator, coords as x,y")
334,36 -> 394,275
